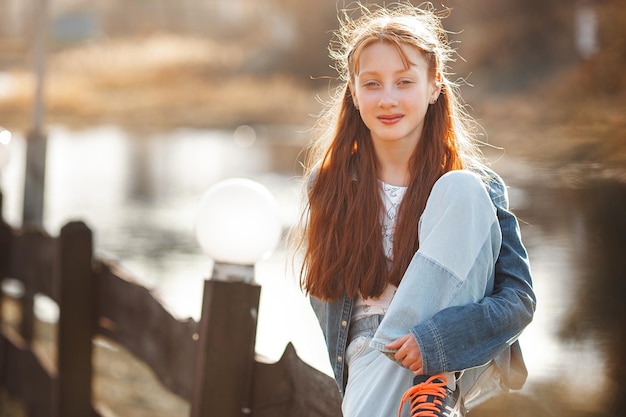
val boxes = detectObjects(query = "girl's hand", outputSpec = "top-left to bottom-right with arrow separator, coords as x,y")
386,334 -> 423,375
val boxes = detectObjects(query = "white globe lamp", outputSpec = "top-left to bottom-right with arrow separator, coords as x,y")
195,178 -> 282,282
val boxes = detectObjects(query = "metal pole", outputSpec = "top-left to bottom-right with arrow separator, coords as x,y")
23,0 -> 48,226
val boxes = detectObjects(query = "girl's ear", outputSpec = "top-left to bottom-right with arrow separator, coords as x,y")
430,73 -> 443,103
349,83 -> 360,110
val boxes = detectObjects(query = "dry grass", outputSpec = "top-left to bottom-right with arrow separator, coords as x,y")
0,34 -> 323,132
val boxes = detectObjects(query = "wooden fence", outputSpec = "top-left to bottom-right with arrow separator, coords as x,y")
0,191 -> 342,417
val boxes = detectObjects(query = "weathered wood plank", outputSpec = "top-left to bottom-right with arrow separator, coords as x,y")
94,259 -> 198,401
5,228 -> 55,344
0,192 -> 13,280
0,325 -> 54,417
253,343 -> 343,417
9,228 -> 56,301
5,228 -> 57,342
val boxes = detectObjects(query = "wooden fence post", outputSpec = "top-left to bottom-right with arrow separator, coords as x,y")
57,221 -> 94,417
0,191 -> 11,279
191,278 -> 261,417
0,190 -> 9,384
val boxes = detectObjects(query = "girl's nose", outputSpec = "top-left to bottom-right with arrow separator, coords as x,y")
378,87 -> 398,108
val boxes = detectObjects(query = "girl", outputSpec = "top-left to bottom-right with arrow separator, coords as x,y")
292,3 -> 535,417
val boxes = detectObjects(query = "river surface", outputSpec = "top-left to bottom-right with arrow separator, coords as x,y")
0,124 -> 618,412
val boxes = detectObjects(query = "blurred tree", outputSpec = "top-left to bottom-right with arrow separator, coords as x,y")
442,0 -> 576,91
269,0 -> 580,91
584,0 -> 626,95
561,180 -> 626,417
271,0 -> 338,84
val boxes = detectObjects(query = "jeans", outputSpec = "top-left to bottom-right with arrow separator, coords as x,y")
343,170 -> 503,416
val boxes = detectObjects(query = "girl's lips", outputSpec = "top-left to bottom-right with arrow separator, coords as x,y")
378,115 -> 403,124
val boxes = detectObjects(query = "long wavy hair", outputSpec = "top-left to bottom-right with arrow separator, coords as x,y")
293,2 -> 486,301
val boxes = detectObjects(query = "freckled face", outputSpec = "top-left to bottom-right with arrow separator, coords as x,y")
351,42 -> 439,149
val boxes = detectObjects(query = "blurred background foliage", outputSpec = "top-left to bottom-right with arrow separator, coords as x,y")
0,0 -> 625,103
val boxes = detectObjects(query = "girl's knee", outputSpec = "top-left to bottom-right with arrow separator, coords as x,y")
432,170 -> 486,202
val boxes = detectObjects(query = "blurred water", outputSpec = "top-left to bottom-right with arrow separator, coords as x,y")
0,125 -> 615,411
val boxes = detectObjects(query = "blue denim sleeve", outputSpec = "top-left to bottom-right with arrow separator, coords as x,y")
411,170 -> 536,381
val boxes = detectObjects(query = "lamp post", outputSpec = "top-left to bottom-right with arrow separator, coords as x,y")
23,0 -> 49,227
191,178 -> 282,417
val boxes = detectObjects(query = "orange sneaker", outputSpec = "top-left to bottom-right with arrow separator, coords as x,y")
398,374 -> 466,417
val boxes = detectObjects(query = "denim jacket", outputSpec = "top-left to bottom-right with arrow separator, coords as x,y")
310,170 -> 536,397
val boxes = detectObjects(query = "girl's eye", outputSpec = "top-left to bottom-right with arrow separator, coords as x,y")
398,79 -> 414,86
363,81 -> 379,88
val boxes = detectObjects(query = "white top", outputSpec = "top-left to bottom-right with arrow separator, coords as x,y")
352,181 -> 407,321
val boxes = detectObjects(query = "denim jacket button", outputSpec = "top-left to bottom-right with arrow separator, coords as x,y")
337,356 -> 343,362
341,320 -> 347,327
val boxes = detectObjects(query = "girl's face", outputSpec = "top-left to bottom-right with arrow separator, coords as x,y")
351,42 -> 439,150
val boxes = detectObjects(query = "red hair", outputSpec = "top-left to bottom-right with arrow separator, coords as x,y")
293,3 -> 483,301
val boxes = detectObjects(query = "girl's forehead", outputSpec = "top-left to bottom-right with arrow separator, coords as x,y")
355,41 -> 425,73
361,41 -> 420,57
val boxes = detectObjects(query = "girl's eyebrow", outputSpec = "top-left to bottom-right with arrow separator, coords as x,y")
358,67 -> 415,78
